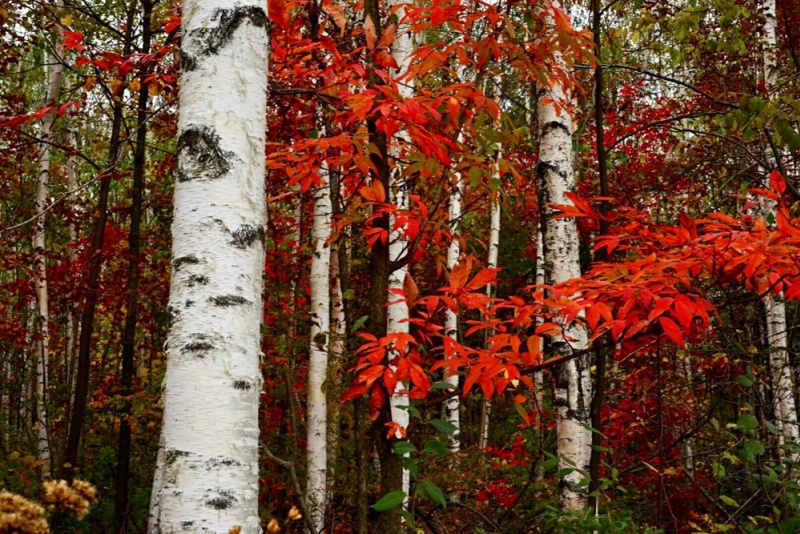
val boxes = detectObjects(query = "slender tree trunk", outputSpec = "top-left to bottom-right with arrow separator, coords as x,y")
114,2 -> 152,530
307,155 -> 332,532
443,174 -> 462,452
33,0 -> 66,478
363,0 -> 403,530
62,3 -> 135,480
761,0 -> 800,463
537,0 -> 591,512
479,187 -> 500,451
65,123 -> 79,418
588,0 -> 610,511
327,237 -> 345,491
387,0 -> 414,496
147,0 -> 268,529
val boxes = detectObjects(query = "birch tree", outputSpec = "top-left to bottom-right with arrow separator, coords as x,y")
148,0 -> 268,530
307,150 -> 332,532
537,0 -> 591,511
761,0 -> 800,462
387,0 -> 413,491
32,2 -> 66,477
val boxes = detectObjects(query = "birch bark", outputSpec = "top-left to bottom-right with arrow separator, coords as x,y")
761,0 -> 800,460
537,0 -> 591,511
33,4 -> 66,477
307,157 -> 332,532
388,2 -> 413,489
479,185 -> 501,450
148,0 -> 268,530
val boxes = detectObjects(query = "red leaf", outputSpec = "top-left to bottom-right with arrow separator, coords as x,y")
369,386 -> 386,420
659,317 -> 684,348
383,366 -> 398,396
340,383 -> 367,402
465,267 -> 499,291
770,170 -> 786,196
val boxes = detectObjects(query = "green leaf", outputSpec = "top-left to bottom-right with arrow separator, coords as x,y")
398,510 -> 415,528
744,439 -> 765,457
431,381 -> 454,390
735,375 -> 752,387
736,414 -> 758,432
430,418 -> 458,435
424,439 -> 449,456
343,289 -> 355,300
402,456 -> 419,477
353,315 -> 369,331
719,495 -> 738,507
420,479 -> 447,507
394,441 -> 417,455
372,491 -> 406,511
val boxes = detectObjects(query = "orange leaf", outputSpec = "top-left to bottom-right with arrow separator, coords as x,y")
466,268 -> 499,291
403,272 -> 419,307
450,259 -> 469,290
359,180 -> 385,203
364,14 -> 377,49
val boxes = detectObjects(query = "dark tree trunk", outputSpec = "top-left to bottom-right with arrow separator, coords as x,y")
114,1 -> 152,530
62,0 -> 136,481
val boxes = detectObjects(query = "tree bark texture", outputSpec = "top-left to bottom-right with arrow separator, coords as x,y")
537,0 -> 591,511
147,0 -> 268,530
33,0 -> 66,477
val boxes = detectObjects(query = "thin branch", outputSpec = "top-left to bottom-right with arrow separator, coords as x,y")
262,445 -> 317,534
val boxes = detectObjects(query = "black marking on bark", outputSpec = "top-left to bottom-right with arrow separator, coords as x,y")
233,380 -> 252,390
231,224 -> 265,249
173,254 -> 200,270
184,340 -> 214,352
210,456 -> 241,466
210,295 -> 248,307
541,120 -> 570,135
181,522 -> 194,528
185,300 -> 195,308
187,274 -> 210,287
183,6 -> 268,72
166,306 -> 179,328
165,448 -> 189,466
206,490 -> 236,510
175,126 -> 234,182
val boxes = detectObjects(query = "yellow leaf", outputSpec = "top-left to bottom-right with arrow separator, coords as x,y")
128,79 -> 141,93
148,81 -> 163,96
60,13 -> 73,26
84,76 -> 97,91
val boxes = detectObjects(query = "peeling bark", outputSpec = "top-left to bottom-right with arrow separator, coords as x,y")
148,0 -> 268,529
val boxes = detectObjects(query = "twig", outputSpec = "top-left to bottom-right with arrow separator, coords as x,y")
262,445 -> 317,534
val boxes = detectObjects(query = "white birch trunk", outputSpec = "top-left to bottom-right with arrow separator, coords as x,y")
148,0 -> 268,530
680,353 -> 695,477
327,238 -> 346,490
387,2 -> 414,496
65,123 -> 79,414
479,158 -> 502,451
307,161 -> 332,532
33,12 -> 65,477
537,0 -> 591,511
443,175 -> 461,452
761,0 -> 800,460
